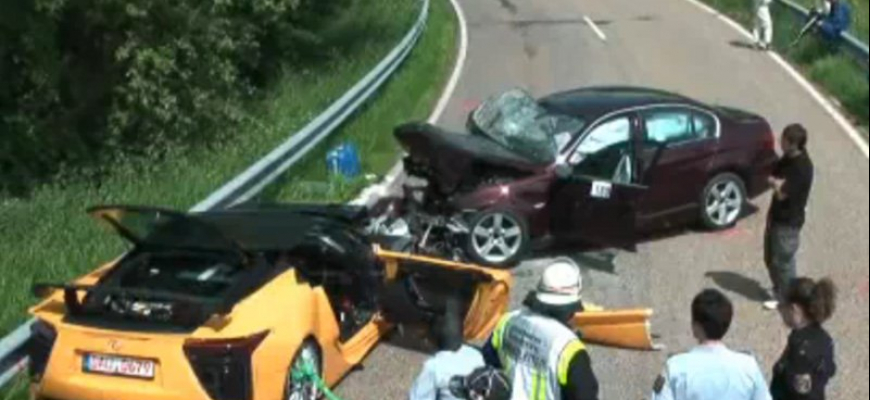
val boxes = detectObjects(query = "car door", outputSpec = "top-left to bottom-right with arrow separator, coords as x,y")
635,107 -> 720,224
375,249 -> 512,342
551,112 -> 648,249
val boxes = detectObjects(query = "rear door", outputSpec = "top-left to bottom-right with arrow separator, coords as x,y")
551,112 -> 648,249
635,107 -> 720,222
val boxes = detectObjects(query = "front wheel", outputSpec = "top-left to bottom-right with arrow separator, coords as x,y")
465,210 -> 530,268
285,340 -> 323,400
700,173 -> 747,230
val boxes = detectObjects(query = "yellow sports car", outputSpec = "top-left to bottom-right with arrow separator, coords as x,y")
27,205 -> 512,400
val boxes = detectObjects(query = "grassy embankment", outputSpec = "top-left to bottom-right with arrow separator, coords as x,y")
259,0 -> 458,202
0,0 -> 458,396
702,0 -> 868,133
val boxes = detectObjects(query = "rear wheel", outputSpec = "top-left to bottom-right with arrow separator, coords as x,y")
466,210 -> 530,268
700,173 -> 747,230
285,340 -> 323,400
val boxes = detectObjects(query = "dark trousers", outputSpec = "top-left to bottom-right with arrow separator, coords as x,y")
764,222 -> 802,301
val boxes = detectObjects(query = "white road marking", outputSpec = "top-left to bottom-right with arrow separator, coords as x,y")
353,0 -> 470,206
682,0 -> 870,159
584,15 -> 608,42
429,0 -> 470,124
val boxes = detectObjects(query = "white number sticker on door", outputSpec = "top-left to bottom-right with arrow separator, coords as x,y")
591,181 -> 613,199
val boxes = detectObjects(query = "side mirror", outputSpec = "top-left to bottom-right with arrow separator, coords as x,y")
555,164 -> 573,180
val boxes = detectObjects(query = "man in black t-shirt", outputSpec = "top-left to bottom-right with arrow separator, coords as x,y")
764,124 -> 815,311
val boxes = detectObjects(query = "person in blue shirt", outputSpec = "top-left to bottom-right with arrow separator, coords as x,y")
651,289 -> 772,400
409,299 -> 486,400
812,0 -> 852,42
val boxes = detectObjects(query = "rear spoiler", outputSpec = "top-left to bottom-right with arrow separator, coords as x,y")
32,283 -> 232,326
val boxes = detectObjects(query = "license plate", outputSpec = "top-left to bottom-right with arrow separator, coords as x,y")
83,354 -> 156,379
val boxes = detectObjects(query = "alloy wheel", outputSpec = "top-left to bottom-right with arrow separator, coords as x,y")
705,180 -> 743,227
471,213 -> 524,265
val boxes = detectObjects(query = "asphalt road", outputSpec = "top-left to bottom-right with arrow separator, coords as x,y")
335,0 -> 870,398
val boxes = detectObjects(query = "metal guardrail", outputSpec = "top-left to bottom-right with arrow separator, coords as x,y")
193,0 -> 430,212
777,0 -> 869,69
0,0 -> 431,391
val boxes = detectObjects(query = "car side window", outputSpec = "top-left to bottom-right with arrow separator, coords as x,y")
644,109 -> 715,146
569,116 -> 634,184
692,112 -> 716,139
643,110 -> 694,145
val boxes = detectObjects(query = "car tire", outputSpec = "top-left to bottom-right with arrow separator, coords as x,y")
465,210 -> 530,268
284,340 -> 323,400
700,173 -> 747,230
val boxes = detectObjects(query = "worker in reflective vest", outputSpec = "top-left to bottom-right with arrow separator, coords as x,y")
482,259 -> 599,400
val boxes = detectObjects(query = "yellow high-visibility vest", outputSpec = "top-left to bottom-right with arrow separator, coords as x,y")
492,310 -> 587,400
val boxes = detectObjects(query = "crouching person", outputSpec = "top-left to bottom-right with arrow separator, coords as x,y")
409,298 -> 486,400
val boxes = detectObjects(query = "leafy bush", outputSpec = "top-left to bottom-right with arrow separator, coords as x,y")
0,0 -> 348,197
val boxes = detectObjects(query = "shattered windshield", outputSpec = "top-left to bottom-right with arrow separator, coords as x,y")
471,89 -> 586,163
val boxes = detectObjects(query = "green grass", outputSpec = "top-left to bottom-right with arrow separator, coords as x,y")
0,0 -> 458,396
259,0 -> 458,203
0,0 -> 420,334
701,0 -> 868,129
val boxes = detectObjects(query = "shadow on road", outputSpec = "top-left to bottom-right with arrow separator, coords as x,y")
570,251 -> 620,275
729,40 -> 762,51
705,271 -> 770,302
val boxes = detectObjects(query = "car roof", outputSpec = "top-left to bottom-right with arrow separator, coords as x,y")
539,86 -> 712,121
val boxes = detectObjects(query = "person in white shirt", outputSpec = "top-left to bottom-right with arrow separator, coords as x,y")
754,0 -> 775,50
409,299 -> 486,400
652,289 -> 772,400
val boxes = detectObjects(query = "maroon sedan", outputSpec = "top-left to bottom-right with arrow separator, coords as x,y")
390,87 -> 777,267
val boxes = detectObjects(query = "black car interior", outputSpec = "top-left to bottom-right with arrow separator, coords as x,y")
284,227 -> 385,342
378,261 -> 490,335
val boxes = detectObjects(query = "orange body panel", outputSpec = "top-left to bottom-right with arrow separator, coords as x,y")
29,248 -> 513,400
572,308 -> 662,351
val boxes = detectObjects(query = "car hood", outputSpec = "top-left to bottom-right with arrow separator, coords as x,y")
89,206 -> 245,255
395,122 -> 548,191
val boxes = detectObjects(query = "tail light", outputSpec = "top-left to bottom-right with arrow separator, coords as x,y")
27,320 -> 58,380
183,332 -> 269,400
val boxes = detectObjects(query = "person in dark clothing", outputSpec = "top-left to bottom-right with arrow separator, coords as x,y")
764,124 -> 815,310
772,277 -> 838,400
810,0 -> 852,42
481,259 -> 599,400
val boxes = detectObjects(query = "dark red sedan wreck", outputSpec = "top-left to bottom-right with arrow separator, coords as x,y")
372,87 -> 778,267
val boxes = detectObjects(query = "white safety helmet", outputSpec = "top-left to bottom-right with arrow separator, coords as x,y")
535,258 -> 584,306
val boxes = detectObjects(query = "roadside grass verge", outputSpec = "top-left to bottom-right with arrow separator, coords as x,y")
0,0 -> 458,396
701,0 -> 868,130
0,0 -> 418,334
792,0 -> 868,43
258,0 -> 458,204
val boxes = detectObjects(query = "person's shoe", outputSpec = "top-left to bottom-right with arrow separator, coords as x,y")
763,300 -> 780,311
